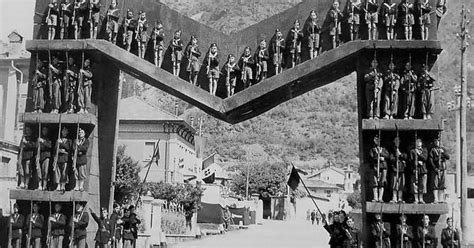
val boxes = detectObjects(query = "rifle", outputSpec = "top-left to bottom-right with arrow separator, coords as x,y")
47,0 -> 53,25
78,51 -> 85,96
88,0 -> 93,38
414,130 -> 419,195
275,38 -> 281,73
36,118 -> 41,182
26,201 -> 33,248
377,128 -> 381,186
400,211 -> 405,248
226,62 -> 231,90
72,121 -> 80,179
17,133 -> 25,186
256,49 -> 263,80
395,124 -> 400,192
379,212 -> 383,247
206,50 -> 211,75
8,200 -> 12,248
48,50 -> 53,107
69,201 -> 75,248
52,114 -> 62,174
47,201 -> 52,247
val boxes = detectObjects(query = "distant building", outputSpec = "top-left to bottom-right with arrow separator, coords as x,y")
304,177 -> 341,198
201,153 -> 231,186
118,96 -> 200,184
307,164 -> 358,193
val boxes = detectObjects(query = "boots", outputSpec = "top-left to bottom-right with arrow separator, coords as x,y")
372,188 -> 378,202
378,188 -> 384,202
391,190 -> 398,203
418,193 -> 425,204
398,191 -> 404,203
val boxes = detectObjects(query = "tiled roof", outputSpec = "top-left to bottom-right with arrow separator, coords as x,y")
303,177 -> 341,189
120,96 -> 181,121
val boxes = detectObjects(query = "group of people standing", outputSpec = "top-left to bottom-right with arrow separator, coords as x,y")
18,123 -> 89,192
32,51 -> 93,115
369,132 -> 450,204
9,202 -> 141,248
44,0 -> 447,99
364,57 -> 437,120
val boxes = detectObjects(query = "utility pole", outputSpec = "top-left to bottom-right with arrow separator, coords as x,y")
458,4 -> 471,245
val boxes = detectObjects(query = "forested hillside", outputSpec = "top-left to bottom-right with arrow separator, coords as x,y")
123,0 -> 473,171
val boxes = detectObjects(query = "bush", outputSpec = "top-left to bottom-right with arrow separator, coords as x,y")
347,190 -> 362,209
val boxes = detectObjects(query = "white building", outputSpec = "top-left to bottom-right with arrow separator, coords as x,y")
307,164 -> 358,193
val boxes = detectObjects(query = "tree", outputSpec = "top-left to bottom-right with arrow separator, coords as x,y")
230,161 -> 287,198
115,145 -> 142,205
346,190 -> 362,209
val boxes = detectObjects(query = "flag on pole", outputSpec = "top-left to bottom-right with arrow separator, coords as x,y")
287,165 -> 301,190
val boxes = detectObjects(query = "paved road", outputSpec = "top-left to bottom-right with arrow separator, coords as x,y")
169,219 -> 330,248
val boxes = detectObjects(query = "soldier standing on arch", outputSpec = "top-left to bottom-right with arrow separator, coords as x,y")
55,126 -> 72,191
136,11 -> 148,59
345,0 -> 362,41
400,61 -> 417,119
399,0 -> 415,40
32,59 -> 48,113
73,0 -> 88,39
389,136 -> 407,203
151,22 -> 165,68
223,54 -> 239,98
49,203 -> 67,248
88,0 -> 101,39
105,0 -> 120,44
418,0 -> 432,40
416,215 -> 437,247
47,0 -> 60,40
64,55 -> 79,114
382,60 -> 400,119
288,19 -> 303,68
185,35 -> 200,86
78,57 -> 93,114
271,29 -> 285,75
365,0 -> 379,40
239,47 -> 255,89
368,134 -> 389,202
254,39 -> 269,83
122,9 -> 136,52
396,214 -> 414,248
428,136 -> 450,203
37,126 -> 52,191
19,126 -> 36,189
204,43 -> 220,96
307,10 -> 321,58
10,203 -> 25,248
329,1 -> 343,48
409,138 -> 428,204
49,54 -> 63,114
381,0 -> 397,40
364,58 -> 383,119
60,0 -> 73,39
419,64 -> 436,119
441,217 -> 460,248
28,202 -> 44,248
170,30 -> 184,77
370,213 -> 391,248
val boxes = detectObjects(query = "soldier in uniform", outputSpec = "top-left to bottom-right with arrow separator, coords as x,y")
409,138 -> 428,204
64,55 -> 79,113
416,215 -> 437,248
435,0 -> 446,28
122,9 -> 136,52
128,205 -> 141,248
72,202 -> 89,248
28,202 -> 44,248
49,203 -> 67,248
343,216 -> 361,248
324,211 -> 345,248
90,207 -> 112,248
55,126 -> 72,191
205,43 -> 220,95
307,10 -> 321,58
369,134 -> 390,202
345,0 -> 361,41
287,19 -> 303,68
60,0 -> 74,39
383,61 -> 400,119
389,137 -> 408,203
105,0 -> 120,44
271,29 -> 285,75
136,11 -> 148,59
381,0 -> 397,40
110,203 -> 124,248
329,1 -> 343,48
170,30 -> 184,76
88,0 -> 101,39
400,61 -> 417,119
74,128 -> 89,191
371,213 -> 391,248
78,58 -> 93,114
254,39 -> 269,83
441,217 -> 460,248
399,0 -> 415,40
396,214 -> 413,248
364,59 -> 383,119
239,47 -> 255,89
121,208 -> 135,248
37,126 -> 52,191
32,59 -> 48,113
10,203 -> 24,248
151,22 -> 165,67
419,64 -> 435,119
19,126 -> 36,189
49,54 -> 63,113
418,0 -> 432,40
47,0 -> 60,40
365,0 -> 379,40
73,0 -> 88,39
185,35 -> 200,85
223,54 -> 239,98
428,136 -> 450,203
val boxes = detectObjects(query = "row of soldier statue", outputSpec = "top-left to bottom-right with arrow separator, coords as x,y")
43,0 -> 447,98
9,202 -> 141,248
368,132 -> 449,204
324,210 -> 459,247
32,52 -> 92,114
364,55 -> 436,120
18,124 -> 89,192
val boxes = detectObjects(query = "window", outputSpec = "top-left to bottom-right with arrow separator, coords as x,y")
325,190 -> 332,197
143,142 -> 156,161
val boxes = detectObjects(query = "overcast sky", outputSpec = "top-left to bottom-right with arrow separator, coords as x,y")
0,0 -> 35,41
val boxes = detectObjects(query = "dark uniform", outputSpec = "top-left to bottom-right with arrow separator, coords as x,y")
170,34 -> 184,76
365,0 -> 379,40
371,221 -> 391,248
55,132 -> 72,190
10,212 -> 24,248
78,61 -> 93,113
389,140 -> 408,202
400,63 -> 417,119
33,62 -> 48,113
74,137 -> 89,191
185,37 -> 200,85
72,210 -> 89,248
37,131 -> 53,190
49,57 -> 63,113
60,0 -> 74,39
435,0 -> 446,28
223,57 -> 239,98
428,140 -> 450,202
399,0 -> 415,40
110,212 -> 123,247
307,11 -> 321,57
343,226 -> 361,248
122,214 -> 135,248
418,0 -> 432,40
151,23 -> 165,67
416,225 -> 437,248
254,43 -> 269,83
239,49 -> 255,88
381,0 -> 397,40
271,30 -> 285,75
329,3 -> 343,48
27,213 -> 44,248
91,212 -> 112,247
205,47 -> 220,95
383,62 -> 400,119
364,60 -> 383,119
441,227 -> 460,248
396,223 -> 414,248
345,0 -> 361,41
19,132 -> 36,189
324,221 -> 344,248
89,0 -> 101,39
136,13 -> 148,59
73,0 -> 88,39
106,3 -> 120,43
409,143 -> 428,202
368,142 -> 390,202
287,22 -> 303,67
47,0 -> 60,40
419,66 -> 436,119
50,212 -> 67,247
122,10 -> 136,52
63,58 -> 79,113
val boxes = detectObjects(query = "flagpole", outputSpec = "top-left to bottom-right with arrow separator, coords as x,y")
290,162 -> 323,216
